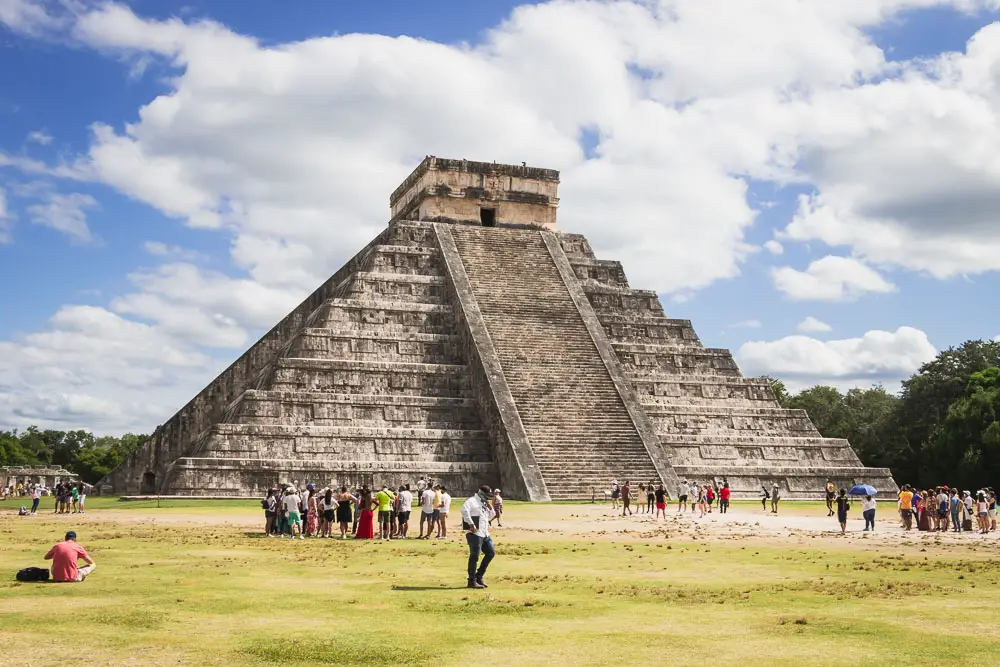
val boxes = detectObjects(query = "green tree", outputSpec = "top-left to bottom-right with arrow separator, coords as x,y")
927,367 -> 1000,490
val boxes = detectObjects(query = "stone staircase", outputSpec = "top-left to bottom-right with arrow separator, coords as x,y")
449,225 -> 662,499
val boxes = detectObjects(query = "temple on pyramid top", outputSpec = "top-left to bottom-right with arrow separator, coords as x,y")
98,156 -> 896,501
389,156 -> 560,229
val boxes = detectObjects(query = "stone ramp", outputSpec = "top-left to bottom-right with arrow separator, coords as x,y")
448,225 -> 667,499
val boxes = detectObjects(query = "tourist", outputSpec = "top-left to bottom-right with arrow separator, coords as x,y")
375,485 -> 395,540
77,483 -> 86,514
697,485 -> 706,518
637,483 -> 646,513
337,487 -> 353,539
70,483 -> 80,513
263,489 -> 277,536
610,481 -> 620,510
899,484 -> 913,530
433,484 -> 443,531
835,489 -> 850,534
861,494 -> 876,532
977,492 -> 990,534
418,484 -> 435,539
646,481 -> 655,514
950,489 -> 962,532
962,490 -> 974,529
31,485 -> 42,515
306,491 -> 320,537
52,483 -> 61,514
621,480 -> 632,516
355,487 -> 376,540
417,476 -> 427,496
44,531 -> 96,582
989,489 -> 997,531
719,482 -> 730,514
461,485 -> 497,589
760,484 -> 770,513
689,481 -> 699,513
274,489 -> 288,537
654,484 -> 667,519
319,489 -> 335,538
677,481 -> 688,513
825,480 -> 836,517
283,487 -> 303,539
397,485 -> 412,538
936,487 -> 950,532
490,488 -> 503,527
770,483 -> 781,514
705,484 -> 715,513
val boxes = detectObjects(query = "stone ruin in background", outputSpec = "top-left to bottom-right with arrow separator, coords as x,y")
98,157 -> 898,500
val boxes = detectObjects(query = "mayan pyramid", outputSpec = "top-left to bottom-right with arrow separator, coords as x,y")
99,157 -> 898,500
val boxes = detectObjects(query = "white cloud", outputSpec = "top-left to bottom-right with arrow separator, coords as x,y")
26,130 -> 52,145
729,319 -> 762,329
737,326 -> 937,390
143,241 -> 206,262
26,192 -> 98,242
771,255 -> 896,301
0,305 -> 219,433
797,316 -> 833,333
0,0 -> 63,35
763,240 -> 784,255
0,188 -> 11,243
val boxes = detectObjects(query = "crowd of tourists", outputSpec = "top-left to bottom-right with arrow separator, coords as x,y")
609,479 -> 742,517
8,481 -> 87,515
261,476 -> 504,541
895,485 -> 997,534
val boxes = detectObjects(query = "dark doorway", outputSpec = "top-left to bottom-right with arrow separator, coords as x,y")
480,208 -> 496,227
141,472 -> 156,495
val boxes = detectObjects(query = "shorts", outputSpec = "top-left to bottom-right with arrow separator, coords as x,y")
323,509 -> 335,522
707,498 -> 714,505
679,495 -> 688,502
979,512 -> 989,518
656,502 -> 665,511
837,512 -> 848,523
421,511 -> 433,522
937,509 -> 947,518
432,509 -> 441,521
378,510 -> 391,523
265,510 -> 276,518
990,509 -> 997,519
397,511 -> 410,523
288,511 -> 301,525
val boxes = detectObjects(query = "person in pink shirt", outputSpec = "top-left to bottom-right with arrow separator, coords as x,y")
44,531 -> 96,582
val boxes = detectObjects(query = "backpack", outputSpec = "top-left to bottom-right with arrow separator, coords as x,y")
16,567 -> 50,582
260,499 -> 269,509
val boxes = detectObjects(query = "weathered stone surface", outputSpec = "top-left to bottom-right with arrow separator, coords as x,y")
99,158 -> 896,500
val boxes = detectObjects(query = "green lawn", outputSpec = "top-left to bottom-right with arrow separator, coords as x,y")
1,497 -> 998,666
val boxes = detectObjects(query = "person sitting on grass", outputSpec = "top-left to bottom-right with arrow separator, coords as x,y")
44,531 -> 96,582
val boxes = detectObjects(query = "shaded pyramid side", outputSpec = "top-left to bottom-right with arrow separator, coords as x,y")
555,233 -> 899,499
99,221 -> 499,497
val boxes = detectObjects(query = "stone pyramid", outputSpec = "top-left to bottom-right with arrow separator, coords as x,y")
100,157 -> 897,500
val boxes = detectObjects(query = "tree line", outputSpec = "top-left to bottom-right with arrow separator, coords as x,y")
0,427 -> 147,484
762,339 -> 1000,492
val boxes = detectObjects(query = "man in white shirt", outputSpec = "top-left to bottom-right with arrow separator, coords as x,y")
677,481 -> 688,513
689,483 -> 699,513
436,486 -> 452,539
284,489 -> 303,539
461,485 -> 497,589
417,477 -> 427,494
418,485 -> 435,539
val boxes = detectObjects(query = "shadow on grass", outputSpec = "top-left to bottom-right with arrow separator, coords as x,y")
391,585 -> 469,591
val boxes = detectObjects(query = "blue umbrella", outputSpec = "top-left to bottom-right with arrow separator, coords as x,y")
849,484 -> 878,496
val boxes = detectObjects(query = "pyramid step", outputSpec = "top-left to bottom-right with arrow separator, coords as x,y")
288,327 -> 462,364
369,245 -> 442,276
268,359 -> 472,397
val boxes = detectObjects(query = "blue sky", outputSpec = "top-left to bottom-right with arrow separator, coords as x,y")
2,0 -> 1000,433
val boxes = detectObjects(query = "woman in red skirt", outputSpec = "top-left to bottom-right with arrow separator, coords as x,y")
355,487 -> 376,539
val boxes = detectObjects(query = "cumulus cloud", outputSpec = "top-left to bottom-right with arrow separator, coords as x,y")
771,256 -> 896,301
0,305 -> 220,433
729,319 -> 762,329
143,241 -> 207,262
796,316 -> 833,333
26,192 -> 98,242
736,326 -> 937,390
763,240 -> 783,255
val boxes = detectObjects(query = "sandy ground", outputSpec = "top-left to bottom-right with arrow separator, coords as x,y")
36,501 -> 999,551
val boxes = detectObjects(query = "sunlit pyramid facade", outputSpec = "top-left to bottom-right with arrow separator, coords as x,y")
100,157 -> 898,500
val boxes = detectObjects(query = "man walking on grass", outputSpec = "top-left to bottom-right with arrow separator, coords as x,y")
462,485 -> 497,589
44,531 -> 96,582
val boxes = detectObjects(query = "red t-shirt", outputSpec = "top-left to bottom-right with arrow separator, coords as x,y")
720,487 -> 731,501
45,541 -> 89,582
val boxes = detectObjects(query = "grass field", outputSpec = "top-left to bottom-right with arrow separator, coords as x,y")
2,496 -> 1000,666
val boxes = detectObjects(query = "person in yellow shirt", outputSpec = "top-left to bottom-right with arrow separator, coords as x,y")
898,485 -> 914,530
374,485 -> 396,540
432,485 -> 443,533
